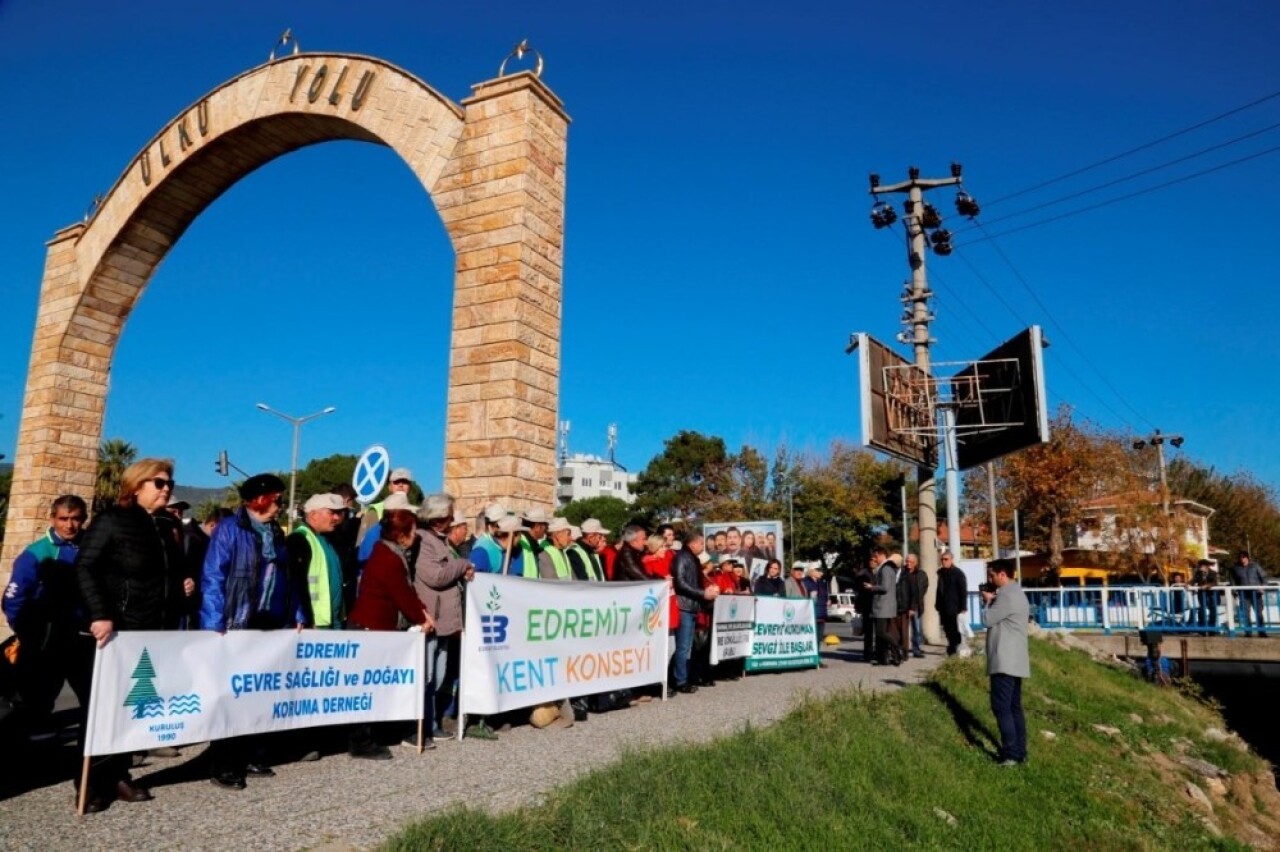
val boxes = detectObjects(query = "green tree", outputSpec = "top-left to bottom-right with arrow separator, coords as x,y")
123,648 -> 162,719
557,496 -> 635,541
632,431 -> 732,523
95,438 -> 137,512
1168,460 -> 1280,573
788,441 -> 905,570
708,445 -> 774,522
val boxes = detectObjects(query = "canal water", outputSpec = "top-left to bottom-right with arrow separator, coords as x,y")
1193,670 -> 1280,787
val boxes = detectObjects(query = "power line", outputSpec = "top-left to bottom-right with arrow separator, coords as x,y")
964,223 -> 1156,431
961,142 -> 1280,244
986,88 -> 1280,206
964,119 -> 1280,232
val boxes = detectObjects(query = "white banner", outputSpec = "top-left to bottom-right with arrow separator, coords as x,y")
84,630 -> 424,756
746,597 -> 820,672
710,595 -> 756,664
460,574 -> 669,716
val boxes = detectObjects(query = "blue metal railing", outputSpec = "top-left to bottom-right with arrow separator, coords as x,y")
964,585 -> 1278,636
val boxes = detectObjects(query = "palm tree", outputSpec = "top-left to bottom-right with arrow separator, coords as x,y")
95,438 -> 137,511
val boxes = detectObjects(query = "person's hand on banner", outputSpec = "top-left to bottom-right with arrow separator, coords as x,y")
89,619 -> 114,648
706,586 -> 720,600
463,565 -> 475,582
183,578 -> 196,596
296,622 -> 305,633
422,612 -> 436,633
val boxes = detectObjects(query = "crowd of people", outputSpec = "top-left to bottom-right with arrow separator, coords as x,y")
11,457 -> 1261,811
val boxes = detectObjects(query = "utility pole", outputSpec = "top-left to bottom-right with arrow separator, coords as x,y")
869,164 -> 964,644
1133,429 -> 1184,577
987,463 -> 999,559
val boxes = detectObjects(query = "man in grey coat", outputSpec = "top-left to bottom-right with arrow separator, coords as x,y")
982,562 -> 1030,766
864,547 -> 903,665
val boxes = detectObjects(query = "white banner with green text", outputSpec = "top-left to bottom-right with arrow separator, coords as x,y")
710,595 -> 757,664
746,597 -> 821,672
460,574 -> 670,715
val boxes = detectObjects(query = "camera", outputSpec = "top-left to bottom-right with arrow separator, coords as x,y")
979,582 -> 997,595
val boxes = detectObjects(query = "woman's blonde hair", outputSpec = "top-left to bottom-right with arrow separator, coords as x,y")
117,458 -> 174,507
646,533 -> 664,554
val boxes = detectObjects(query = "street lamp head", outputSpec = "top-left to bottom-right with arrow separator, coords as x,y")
322,406 -> 337,415
255,403 -> 269,411
1132,440 -> 1146,450
1170,436 -> 1184,449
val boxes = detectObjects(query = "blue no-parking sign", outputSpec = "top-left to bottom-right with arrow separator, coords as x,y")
353,445 -> 391,505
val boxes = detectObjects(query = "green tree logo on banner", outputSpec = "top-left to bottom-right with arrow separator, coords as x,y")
123,648 -> 164,719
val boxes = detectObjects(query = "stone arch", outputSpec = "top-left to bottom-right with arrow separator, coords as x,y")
3,54 -> 568,571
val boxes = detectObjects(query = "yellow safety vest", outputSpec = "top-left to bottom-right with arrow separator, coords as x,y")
296,525 -> 340,628
544,546 -> 572,580
567,543 -> 600,581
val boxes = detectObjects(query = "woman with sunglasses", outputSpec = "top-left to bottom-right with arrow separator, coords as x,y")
74,457 -> 190,812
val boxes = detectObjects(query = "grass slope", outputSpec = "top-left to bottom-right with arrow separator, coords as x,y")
385,639 -> 1277,851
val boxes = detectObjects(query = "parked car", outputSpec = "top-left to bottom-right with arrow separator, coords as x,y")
828,592 -> 857,623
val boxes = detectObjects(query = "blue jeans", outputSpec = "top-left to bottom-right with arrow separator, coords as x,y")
672,610 -> 697,686
1236,591 -> 1267,634
910,613 -> 923,655
1196,589 -> 1218,630
989,674 -> 1027,762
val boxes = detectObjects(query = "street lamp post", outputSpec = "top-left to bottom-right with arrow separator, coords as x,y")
255,403 -> 337,524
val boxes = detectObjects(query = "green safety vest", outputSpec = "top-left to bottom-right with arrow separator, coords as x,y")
296,524 -> 343,628
567,543 -> 600,581
543,546 -> 572,580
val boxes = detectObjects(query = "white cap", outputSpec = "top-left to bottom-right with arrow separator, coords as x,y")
304,493 -> 345,513
546,518 -> 571,534
569,525 -> 582,539
522,507 -> 551,524
449,512 -> 468,528
383,493 -> 418,513
496,515 -> 526,534
483,502 -> 509,523
390,468 -> 413,483
581,518 -> 611,536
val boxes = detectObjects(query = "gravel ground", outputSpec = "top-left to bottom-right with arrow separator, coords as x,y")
0,642 -> 943,851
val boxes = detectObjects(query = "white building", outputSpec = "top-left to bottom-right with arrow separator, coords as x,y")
1075,492 -> 1214,563
556,453 -> 637,507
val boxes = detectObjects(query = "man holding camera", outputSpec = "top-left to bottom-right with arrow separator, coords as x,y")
981,563 -> 1029,767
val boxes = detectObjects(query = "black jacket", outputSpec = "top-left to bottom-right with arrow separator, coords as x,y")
612,544 -> 649,582
908,568 -> 929,612
935,566 -> 968,614
76,503 -> 187,630
853,566 -> 877,615
895,564 -> 912,615
671,548 -> 711,612
753,575 -> 786,597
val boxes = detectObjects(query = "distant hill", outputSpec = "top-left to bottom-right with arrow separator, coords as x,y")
172,484 -> 231,510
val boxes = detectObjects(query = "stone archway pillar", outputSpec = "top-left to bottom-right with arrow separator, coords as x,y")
439,73 -> 567,514
4,223 -> 110,560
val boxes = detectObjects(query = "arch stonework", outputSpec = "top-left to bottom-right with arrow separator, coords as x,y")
1,54 -> 568,573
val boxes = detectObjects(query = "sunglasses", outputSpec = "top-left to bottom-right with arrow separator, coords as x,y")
150,477 -> 176,491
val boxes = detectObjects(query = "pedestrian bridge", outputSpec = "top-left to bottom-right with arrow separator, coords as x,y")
966,584 -> 1278,638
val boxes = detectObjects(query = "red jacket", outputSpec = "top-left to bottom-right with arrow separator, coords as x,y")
599,545 -> 618,580
642,550 -> 679,630
348,540 -> 427,631
697,571 -> 718,630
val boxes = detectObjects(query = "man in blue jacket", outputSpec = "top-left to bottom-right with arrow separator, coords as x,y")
3,495 -> 88,724
201,474 -> 303,791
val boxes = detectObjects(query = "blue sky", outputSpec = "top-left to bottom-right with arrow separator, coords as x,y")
1,0 -> 1278,496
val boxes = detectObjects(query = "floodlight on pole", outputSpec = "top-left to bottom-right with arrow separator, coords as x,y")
254,402 -> 337,525
1133,428 -> 1184,577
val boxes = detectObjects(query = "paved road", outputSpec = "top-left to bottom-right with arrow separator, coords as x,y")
0,637 -> 941,851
